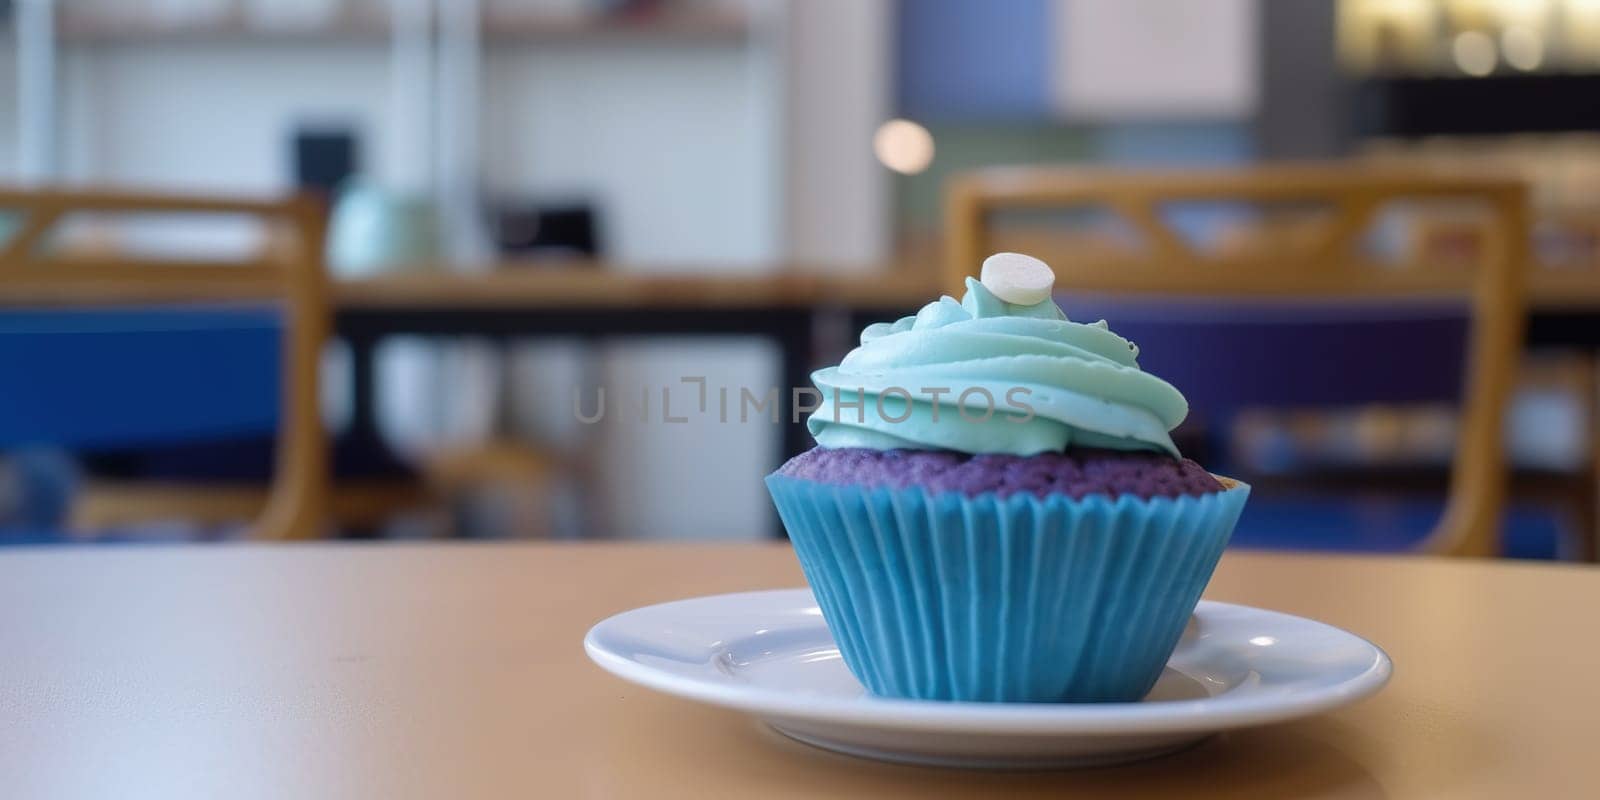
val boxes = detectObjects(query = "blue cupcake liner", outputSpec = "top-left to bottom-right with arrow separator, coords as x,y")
766,474 -> 1250,703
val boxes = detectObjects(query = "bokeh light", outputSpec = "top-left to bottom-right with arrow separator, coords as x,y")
873,119 -> 935,175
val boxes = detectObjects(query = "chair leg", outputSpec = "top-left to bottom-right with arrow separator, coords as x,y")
71,482 -> 266,537
71,479 -> 434,540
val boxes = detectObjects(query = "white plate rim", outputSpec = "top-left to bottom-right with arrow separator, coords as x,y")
584,589 -> 1392,736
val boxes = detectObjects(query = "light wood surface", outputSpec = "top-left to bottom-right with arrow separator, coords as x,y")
332,262 -> 941,310
1526,268 -> 1600,310
0,542 -> 1593,799
67,479 -> 431,534
328,260 -> 1600,313
0,187 -> 330,540
9,259 -> 1593,315
946,165 -> 1531,559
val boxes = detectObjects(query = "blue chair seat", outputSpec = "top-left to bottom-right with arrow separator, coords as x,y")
1050,295 -> 1567,556
0,307 -> 282,449
0,305 -> 412,479
0,527 -> 65,545
0,307 -> 415,540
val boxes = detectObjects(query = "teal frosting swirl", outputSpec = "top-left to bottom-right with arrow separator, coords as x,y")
808,278 -> 1188,457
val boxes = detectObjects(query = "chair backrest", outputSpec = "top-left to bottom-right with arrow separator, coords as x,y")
945,164 -> 1530,557
0,188 -> 330,540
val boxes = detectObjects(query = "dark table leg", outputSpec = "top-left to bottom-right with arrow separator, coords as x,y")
776,310 -> 816,465
345,332 -> 383,448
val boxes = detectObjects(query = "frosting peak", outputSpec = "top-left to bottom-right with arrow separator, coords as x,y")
807,273 -> 1188,457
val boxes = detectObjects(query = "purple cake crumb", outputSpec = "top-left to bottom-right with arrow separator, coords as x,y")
775,447 -> 1224,500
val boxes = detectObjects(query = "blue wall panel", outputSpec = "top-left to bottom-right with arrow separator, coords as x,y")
897,0 -> 1053,121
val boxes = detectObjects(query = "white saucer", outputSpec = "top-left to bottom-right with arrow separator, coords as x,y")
585,589 -> 1391,769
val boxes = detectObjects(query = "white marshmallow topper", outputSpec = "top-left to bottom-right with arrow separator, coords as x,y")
979,252 -> 1055,305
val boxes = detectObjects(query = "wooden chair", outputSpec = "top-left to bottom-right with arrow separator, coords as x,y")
945,164 -> 1530,557
0,188 -> 328,540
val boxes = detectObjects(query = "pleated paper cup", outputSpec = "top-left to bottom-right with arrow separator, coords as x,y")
766,474 -> 1249,703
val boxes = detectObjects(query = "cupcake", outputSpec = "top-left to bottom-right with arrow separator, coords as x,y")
766,253 -> 1249,703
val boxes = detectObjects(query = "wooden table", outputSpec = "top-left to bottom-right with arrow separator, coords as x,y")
1526,270 -> 1600,349
333,264 -> 1600,351
332,265 -> 941,311
331,264 -> 1600,460
2,542 -> 1594,799
333,267 -> 939,471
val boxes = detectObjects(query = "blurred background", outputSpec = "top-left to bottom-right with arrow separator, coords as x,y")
2,0 -> 1598,561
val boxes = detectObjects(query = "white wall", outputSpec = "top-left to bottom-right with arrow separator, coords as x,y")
1053,0 -> 1259,120
0,42 -> 17,178
43,40 -> 781,262
591,337 -> 780,540
483,44 -> 779,266
56,44 -> 392,190
783,0 -> 892,268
